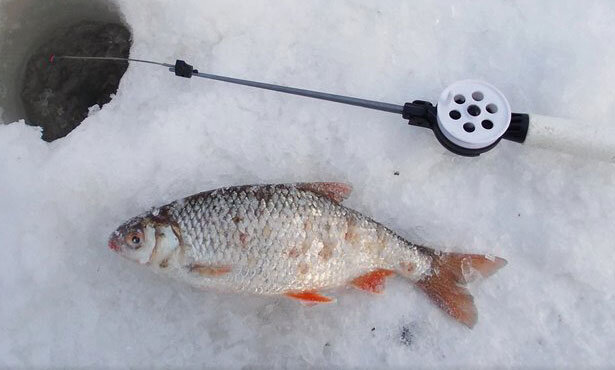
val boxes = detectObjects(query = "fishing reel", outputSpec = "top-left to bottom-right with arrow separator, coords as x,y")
401,80 -> 528,157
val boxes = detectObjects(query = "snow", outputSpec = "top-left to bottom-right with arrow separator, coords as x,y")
1,0 -> 615,367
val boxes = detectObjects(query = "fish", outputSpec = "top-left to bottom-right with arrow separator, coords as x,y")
108,182 -> 506,328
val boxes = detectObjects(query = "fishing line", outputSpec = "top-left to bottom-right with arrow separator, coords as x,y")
50,55 -> 173,68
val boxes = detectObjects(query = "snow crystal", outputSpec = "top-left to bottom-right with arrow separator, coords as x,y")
1,0 -> 615,368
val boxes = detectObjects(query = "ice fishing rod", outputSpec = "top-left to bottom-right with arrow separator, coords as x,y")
51,55 -> 615,162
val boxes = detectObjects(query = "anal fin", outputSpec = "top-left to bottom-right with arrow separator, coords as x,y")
351,269 -> 395,294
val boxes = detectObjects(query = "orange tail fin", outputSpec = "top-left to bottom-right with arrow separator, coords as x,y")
415,252 -> 507,328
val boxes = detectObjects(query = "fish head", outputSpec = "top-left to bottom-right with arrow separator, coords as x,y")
108,215 -> 157,264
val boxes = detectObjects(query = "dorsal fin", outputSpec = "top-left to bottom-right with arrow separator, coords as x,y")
296,182 -> 353,204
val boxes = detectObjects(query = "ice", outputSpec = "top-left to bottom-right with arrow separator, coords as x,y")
1,0 -> 615,368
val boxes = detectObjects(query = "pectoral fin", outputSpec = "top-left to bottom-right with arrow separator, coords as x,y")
189,263 -> 232,276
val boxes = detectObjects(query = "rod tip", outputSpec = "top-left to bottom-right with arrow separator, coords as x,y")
49,54 -> 55,64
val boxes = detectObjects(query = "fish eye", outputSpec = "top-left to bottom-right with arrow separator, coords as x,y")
125,230 -> 144,249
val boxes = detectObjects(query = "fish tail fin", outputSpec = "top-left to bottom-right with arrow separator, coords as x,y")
415,252 -> 507,328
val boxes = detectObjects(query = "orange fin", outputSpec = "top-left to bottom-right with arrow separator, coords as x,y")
415,252 -> 506,328
443,253 -> 507,283
351,269 -> 395,294
296,182 -> 352,204
189,263 -> 232,277
285,291 -> 334,304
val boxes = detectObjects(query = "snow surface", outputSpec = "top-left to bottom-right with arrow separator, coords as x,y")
2,0 -> 615,368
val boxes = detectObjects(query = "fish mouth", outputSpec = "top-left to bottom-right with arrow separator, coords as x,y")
108,237 -> 120,252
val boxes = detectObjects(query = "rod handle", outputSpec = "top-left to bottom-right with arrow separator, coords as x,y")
524,114 -> 615,163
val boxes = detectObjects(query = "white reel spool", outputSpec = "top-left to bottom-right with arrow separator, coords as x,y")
437,80 -> 512,150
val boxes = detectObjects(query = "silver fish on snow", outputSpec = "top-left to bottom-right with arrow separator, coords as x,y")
108,182 -> 506,327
